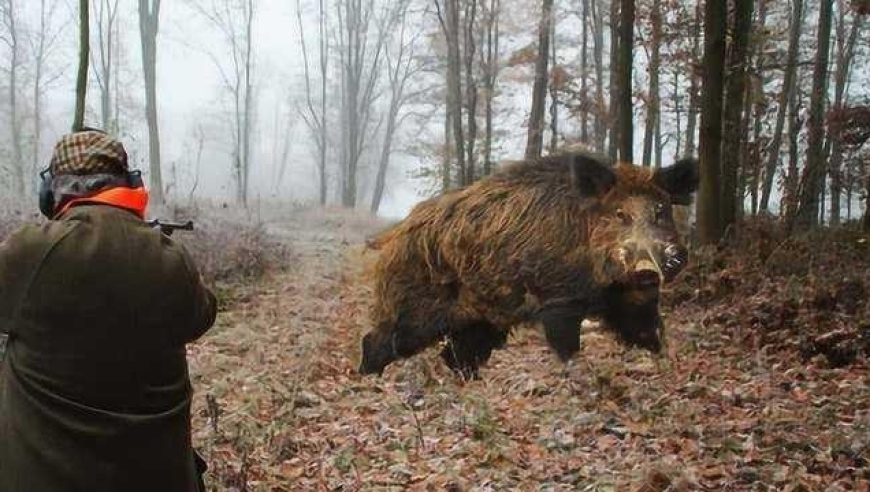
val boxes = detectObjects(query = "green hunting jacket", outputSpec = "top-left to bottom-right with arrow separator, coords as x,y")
0,205 -> 217,492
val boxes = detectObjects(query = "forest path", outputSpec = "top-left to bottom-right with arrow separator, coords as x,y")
188,210 -> 869,491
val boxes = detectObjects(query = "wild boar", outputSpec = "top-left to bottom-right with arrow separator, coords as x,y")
359,151 -> 699,378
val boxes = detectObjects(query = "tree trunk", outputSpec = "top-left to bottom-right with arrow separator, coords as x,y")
721,0 -> 753,229
642,0 -> 661,168
761,0 -> 803,212
138,0 -> 163,204
482,0 -> 500,175
5,0 -> 24,198
318,0 -> 328,205
525,0 -> 553,160
371,102 -> 399,214
580,0 -> 589,143
748,0 -> 768,215
608,0 -> 619,160
33,0 -> 48,187
827,3 -> 861,226
372,0 -> 415,213
436,0 -> 466,184
783,93 -> 803,221
95,0 -> 118,132
463,0 -> 478,183
697,0 -> 727,244
674,71 -> 682,159
795,0 -> 834,229
685,1 -> 702,156
617,0 -> 634,163
591,0 -> 606,153
548,12 -> 558,153
443,98 -> 453,192
74,0 -> 89,131
864,168 -> 870,231
241,0 -> 254,206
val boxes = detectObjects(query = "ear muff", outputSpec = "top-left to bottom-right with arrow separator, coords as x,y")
127,170 -> 144,189
38,168 -> 55,218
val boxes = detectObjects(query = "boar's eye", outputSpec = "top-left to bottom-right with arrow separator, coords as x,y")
654,202 -> 667,222
616,209 -> 632,225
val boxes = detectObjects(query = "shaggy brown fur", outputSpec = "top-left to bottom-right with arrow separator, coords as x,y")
360,151 -> 698,378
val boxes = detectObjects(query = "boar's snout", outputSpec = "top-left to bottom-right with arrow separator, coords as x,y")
615,240 -> 689,287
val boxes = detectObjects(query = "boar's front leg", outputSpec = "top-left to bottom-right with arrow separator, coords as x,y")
542,315 -> 582,362
441,321 -> 507,380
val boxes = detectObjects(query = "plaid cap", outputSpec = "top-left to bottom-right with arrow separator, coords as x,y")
49,130 -> 129,176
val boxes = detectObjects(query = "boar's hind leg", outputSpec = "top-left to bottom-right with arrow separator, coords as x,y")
543,316 -> 582,362
441,321 -> 507,380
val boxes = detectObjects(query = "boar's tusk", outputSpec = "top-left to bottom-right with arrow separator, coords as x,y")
661,243 -> 689,280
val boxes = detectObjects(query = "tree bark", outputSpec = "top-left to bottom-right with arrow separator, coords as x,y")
642,0 -> 661,168
95,0 -> 119,132
548,11 -> 558,153
590,0 -> 606,153
295,0 -> 329,205
795,0 -> 834,229
864,165 -> 870,231
761,0 -> 803,212
607,0 -> 619,160
617,0 -> 634,163
525,0 -> 553,160
827,3 -> 861,225
3,0 -> 24,197
74,0 -> 89,131
371,0 -> 415,214
463,0 -> 478,182
435,0 -> 466,184
580,0 -> 589,143
697,0 -> 727,244
783,92 -> 803,221
684,1 -> 702,156
721,0 -> 753,228
138,0 -> 163,204
482,0 -> 500,176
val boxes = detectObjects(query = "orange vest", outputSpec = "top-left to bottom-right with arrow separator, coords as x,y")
58,186 -> 150,219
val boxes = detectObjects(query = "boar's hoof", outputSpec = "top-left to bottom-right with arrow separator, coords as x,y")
358,332 -> 394,376
440,343 -> 482,381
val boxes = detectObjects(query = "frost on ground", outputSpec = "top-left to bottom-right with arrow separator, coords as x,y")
181,209 -> 869,491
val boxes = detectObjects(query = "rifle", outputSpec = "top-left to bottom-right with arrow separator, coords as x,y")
147,219 -> 195,236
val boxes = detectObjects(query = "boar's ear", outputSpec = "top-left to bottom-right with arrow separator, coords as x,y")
654,157 -> 699,205
569,153 -> 617,197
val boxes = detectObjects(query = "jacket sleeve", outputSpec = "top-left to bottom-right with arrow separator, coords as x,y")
177,244 -> 218,344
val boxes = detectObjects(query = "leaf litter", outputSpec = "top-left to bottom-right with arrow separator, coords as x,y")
189,212 -> 870,491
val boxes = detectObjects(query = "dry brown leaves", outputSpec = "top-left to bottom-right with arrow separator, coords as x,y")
189,215 -> 870,491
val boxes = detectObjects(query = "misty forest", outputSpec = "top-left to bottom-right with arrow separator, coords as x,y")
2,0 -> 870,489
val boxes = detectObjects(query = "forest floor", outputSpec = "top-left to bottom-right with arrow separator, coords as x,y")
189,209 -> 870,492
